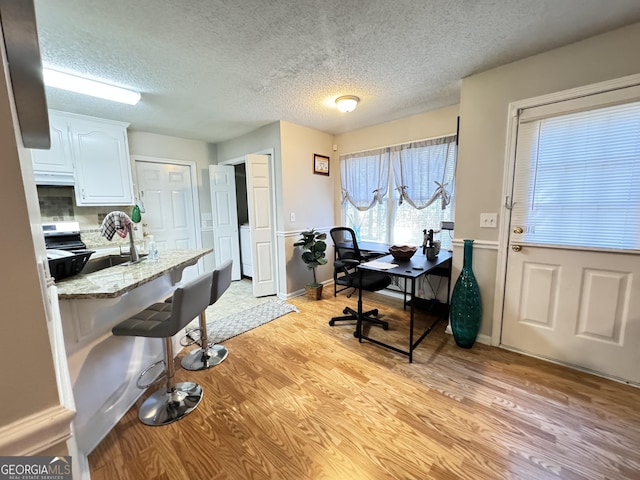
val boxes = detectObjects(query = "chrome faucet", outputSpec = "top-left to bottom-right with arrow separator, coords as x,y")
128,224 -> 140,263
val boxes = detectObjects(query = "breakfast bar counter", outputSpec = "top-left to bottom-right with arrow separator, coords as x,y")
56,248 -> 211,299
56,248 -> 212,477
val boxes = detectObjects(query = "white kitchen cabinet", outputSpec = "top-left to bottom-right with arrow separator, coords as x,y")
32,110 -> 134,205
69,114 -> 134,206
240,224 -> 253,277
31,112 -> 75,185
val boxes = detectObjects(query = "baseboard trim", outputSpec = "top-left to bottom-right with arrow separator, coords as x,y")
444,322 -> 491,346
0,404 -> 75,455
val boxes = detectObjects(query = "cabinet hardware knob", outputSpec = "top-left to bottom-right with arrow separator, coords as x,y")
513,227 -> 523,234
511,244 -> 522,252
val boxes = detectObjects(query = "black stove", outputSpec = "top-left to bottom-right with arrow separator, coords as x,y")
43,221 -> 87,251
43,222 -> 94,280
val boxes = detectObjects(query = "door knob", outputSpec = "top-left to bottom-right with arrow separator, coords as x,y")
511,245 -> 522,252
513,227 -> 523,234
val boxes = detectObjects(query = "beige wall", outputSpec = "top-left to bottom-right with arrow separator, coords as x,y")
0,38 -> 62,437
128,130 -> 216,270
456,21 -> 640,340
280,121 -> 334,294
334,104 -> 459,154
332,105 -> 460,227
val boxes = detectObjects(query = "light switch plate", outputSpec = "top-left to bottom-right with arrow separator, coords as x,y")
480,213 -> 497,228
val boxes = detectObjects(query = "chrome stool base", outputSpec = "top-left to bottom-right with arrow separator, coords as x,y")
138,381 -> 203,426
181,344 -> 229,371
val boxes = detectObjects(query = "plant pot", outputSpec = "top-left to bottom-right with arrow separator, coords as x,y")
305,284 -> 323,300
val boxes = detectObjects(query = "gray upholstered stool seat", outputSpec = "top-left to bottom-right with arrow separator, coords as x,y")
180,259 -> 233,371
112,271 -> 213,426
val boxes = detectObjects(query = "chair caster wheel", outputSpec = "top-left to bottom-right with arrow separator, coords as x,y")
329,320 -> 335,326
371,309 -> 378,316
383,324 -> 389,330
353,331 -> 360,338
343,308 -> 349,314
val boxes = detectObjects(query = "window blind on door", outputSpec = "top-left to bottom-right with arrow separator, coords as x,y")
512,96 -> 640,251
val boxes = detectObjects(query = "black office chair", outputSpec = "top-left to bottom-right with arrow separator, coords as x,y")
329,227 -> 391,331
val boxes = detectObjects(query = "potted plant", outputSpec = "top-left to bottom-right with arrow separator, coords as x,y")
293,229 -> 328,300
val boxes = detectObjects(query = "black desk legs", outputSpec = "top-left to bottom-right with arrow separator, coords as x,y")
409,278 -> 415,363
356,268 -> 364,341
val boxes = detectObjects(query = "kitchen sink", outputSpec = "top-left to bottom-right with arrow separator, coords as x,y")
82,255 -> 146,274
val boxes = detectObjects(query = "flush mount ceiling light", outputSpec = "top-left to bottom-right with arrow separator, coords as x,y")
335,95 -> 359,113
43,68 -> 141,105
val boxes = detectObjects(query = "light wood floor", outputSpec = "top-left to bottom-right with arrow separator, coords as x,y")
89,290 -> 640,479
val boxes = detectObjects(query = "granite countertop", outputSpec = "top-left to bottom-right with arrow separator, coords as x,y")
56,249 -> 212,300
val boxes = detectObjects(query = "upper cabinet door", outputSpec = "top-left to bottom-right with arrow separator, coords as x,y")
69,115 -> 134,206
31,113 -> 74,184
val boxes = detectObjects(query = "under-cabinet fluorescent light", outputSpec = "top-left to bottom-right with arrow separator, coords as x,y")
43,68 -> 141,105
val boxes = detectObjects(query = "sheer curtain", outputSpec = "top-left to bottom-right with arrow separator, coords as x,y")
390,135 -> 457,210
340,147 -> 390,211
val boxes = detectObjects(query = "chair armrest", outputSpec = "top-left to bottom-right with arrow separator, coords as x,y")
335,259 -> 360,268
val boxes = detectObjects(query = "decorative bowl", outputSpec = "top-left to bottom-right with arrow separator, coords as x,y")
389,245 -> 417,261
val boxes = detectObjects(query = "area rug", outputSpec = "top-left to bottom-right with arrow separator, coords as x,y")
204,298 -> 299,344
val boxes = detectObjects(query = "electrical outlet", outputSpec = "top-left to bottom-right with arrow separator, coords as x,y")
441,221 -> 454,230
290,212 -> 296,222
480,213 -> 497,228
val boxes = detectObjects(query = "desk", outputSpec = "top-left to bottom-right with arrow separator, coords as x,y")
356,251 -> 452,362
335,240 -> 390,257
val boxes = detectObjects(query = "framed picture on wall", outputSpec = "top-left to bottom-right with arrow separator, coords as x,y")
313,154 -> 330,176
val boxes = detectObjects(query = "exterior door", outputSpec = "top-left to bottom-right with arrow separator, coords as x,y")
135,160 -> 200,283
246,154 -> 276,297
209,165 -> 241,280
501,91 -> 640,384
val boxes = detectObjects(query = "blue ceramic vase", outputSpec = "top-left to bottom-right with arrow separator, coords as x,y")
450,239 -> 482,348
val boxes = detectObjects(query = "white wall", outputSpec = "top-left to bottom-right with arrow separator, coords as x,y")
127,130 -> 216,271
456,21 -> 640,339
280,121 -> 334,294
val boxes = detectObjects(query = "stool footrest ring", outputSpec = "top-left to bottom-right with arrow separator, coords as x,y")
180,328 -> 201,347
136,359 -> 166,389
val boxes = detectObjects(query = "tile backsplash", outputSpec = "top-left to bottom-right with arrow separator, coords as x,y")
38,186 -> 139,249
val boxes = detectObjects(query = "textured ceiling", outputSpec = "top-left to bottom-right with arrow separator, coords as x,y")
33,0 -> 640,144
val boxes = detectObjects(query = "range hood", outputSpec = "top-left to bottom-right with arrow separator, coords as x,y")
34,171 -> 75,186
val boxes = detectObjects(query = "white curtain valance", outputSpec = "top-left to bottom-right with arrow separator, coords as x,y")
391,135 -> 457,210
340,147 -> 390,211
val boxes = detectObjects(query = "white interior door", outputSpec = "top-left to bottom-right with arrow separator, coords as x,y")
503,246 -> 640,383
209,165 -> 241,280
246,154 -> 276,297
501,91 -> 640,384
135,160 -> 200,283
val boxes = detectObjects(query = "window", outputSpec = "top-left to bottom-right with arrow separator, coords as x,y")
514,90 -> 640,251
341,135 -> 457,249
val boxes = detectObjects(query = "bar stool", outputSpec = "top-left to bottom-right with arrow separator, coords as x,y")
112,271 -> 213,426
181,259 -> 233,371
